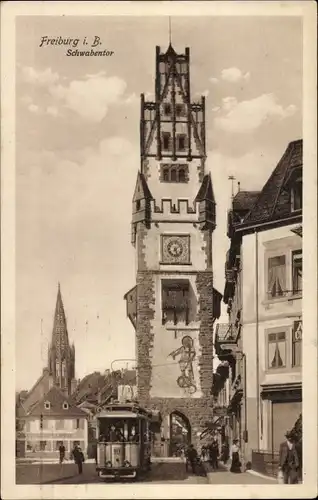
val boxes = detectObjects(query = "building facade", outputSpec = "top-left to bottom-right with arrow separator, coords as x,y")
214,139 -> 302,470
22,386 -> 88,459
125,44 -> 221,456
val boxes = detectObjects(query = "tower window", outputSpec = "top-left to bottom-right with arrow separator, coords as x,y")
164,103 -> 172,115
177,134 -> 187,151
160,164 -> 188,183
44,401 -> 51,410
291,178 -> 302,211
136,200 -> 141,211
179,169 -> 186,183
63,402 -> 69,410
162,132 -> 171,151
163,169 -> 169,182
176,104 -> 185,117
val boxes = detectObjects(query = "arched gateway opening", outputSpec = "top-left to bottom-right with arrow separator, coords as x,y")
169,411 -> 191,457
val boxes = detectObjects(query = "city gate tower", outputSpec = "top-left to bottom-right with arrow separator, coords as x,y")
125,44 -> 221,456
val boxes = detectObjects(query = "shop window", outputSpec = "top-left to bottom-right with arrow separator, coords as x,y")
55,440 -> 64,450
267,255 -> 286,298
292,250 -> 302,295
292,320 -> 302,367
268,332 -> 286,369
291,178 -> 302,212
40,441 -> 47,451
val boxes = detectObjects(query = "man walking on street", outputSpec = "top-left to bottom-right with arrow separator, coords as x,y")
279,431 -> 300,484
209,437 -> 219,470
59,443 -> 65,464
72,444 -> 85,475
185,444 -> 198,474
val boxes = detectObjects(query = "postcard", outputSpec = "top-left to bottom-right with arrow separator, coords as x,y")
1,1 -> 317,499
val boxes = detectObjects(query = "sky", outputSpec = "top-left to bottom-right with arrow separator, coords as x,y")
15,15 -> 302,391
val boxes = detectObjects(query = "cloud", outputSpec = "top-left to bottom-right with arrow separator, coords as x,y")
214,94 -> 297,133
50,75 -> 128,122
28,104 -> 40,114
209,77 -> 218,84
221,67 -> 250,83
22,66 -> 59,86
47,106 -> 59,117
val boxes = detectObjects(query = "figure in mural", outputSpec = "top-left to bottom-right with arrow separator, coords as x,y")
169,336 -> 197,394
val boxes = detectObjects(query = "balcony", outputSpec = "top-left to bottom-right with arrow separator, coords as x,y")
214,323 -> 240,358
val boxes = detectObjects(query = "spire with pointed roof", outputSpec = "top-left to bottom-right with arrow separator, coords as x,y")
48,283 -> 76,396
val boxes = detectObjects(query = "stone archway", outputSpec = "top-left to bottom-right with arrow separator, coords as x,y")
169,411 -> 191,457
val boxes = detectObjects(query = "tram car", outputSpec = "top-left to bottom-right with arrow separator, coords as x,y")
96,401 -> 153,480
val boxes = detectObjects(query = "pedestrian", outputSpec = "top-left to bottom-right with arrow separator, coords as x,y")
230,439 -> 242,473
59,443 -> 65,464
201,445 -> 207,462
208,437 -> 219,470
185,444 -> 198,474
72,444 -> 85,475
220,441 -> 230,465
278,431 -> 299,484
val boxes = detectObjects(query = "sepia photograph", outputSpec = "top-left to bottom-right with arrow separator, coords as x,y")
1,1 -> 317,499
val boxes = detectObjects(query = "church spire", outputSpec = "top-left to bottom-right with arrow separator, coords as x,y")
48,283 -> 75,395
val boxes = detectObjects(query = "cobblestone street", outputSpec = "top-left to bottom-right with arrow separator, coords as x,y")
16,462 -> 208,484
16,460 -> 276,485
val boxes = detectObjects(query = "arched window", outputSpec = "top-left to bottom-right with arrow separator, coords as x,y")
178,169 -> 186,182
170,169 -> 177,182
163,169 -> 169,182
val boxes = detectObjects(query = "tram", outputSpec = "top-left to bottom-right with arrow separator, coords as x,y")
96,401 -> 153,480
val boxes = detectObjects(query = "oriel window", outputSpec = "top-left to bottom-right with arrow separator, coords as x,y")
292,320 -> 302,367
292,250 -> 302,295
268,255 -> 286,298
268,332 -> 286,368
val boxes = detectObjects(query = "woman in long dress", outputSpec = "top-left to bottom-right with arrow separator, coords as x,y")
230,439 -> 242,473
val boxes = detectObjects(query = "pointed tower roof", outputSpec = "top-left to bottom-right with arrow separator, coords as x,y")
166,43 -> 177,57
132,171 -> 153,202
195,173 -> 216,204
51,283 -> 70,359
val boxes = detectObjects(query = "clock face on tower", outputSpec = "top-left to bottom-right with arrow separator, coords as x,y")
161,235 -> 190,264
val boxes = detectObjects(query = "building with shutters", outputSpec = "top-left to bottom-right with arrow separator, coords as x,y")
124,43 -> 222,457
214,139 -> 302,470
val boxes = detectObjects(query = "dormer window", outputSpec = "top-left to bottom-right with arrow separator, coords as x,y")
291,178 -> 302,212
44,401 -> 50,410
63,402 -> 69,410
